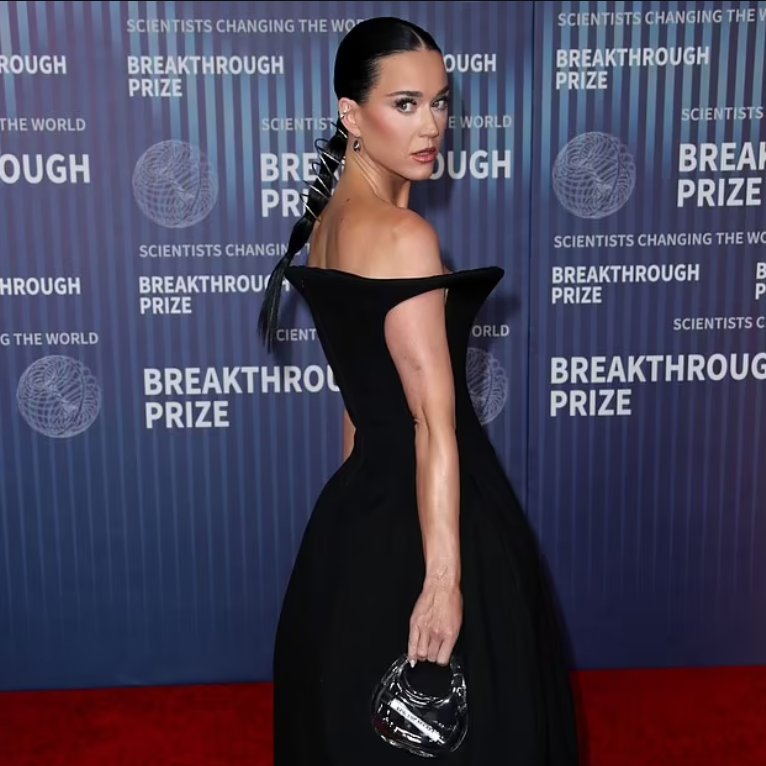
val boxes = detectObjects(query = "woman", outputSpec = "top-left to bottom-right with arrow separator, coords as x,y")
259,16 -> 580,765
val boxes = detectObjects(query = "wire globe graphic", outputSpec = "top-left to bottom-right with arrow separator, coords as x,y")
17,355 -> 101,438
132,140 -> 218,228
552,132 -> 635,219
466,348 -> 508,425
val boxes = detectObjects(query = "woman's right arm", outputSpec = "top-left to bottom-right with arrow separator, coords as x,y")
342,408 -> 355,461
382,214 -> 462,667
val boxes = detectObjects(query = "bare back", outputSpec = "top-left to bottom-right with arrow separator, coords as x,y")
306,194 -> 447,280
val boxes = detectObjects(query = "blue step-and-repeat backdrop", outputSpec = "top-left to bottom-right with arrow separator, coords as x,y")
1,1 -> 764,690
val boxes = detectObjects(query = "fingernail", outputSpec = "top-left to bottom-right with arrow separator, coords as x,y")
409,658 -> 416,668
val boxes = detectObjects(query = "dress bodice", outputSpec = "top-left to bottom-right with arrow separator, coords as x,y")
284,265 -> 504,440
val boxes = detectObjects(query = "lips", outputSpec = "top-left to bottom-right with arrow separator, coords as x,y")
412,148 -> 437,162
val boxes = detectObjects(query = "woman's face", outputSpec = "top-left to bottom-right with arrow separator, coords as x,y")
345,49 -> 450,181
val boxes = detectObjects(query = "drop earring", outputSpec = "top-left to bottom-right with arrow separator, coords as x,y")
353,138 -> 361,153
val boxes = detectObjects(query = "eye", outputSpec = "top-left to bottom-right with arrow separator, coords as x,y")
432,95 -> 450,111
394,97 -> 417,113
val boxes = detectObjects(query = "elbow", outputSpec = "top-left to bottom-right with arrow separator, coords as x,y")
411,405 -> 457,436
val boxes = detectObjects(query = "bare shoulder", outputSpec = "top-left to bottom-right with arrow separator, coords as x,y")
336,203 -> 444,279
384,209 -> 443,278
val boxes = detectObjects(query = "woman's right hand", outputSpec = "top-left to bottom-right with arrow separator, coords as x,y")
407,578 -> 463,667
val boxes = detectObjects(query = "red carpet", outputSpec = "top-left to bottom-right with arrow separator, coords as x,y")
1,667 -> 765,765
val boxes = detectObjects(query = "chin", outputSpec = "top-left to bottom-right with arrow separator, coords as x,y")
402,164 -> 437,182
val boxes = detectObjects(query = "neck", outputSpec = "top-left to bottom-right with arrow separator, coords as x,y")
341,149 -> 411,208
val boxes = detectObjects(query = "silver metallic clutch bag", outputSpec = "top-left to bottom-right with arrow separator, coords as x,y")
370,653 -> 468,758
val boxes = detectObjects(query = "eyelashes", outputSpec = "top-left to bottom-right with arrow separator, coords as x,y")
394,96 -> 451,113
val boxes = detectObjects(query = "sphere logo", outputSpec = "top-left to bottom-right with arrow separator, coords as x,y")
552,132 -> 635,219
132,140 -> 218,228
17,355 -> 101,438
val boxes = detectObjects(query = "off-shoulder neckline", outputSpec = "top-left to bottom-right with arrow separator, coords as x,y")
285,265 -> 503,283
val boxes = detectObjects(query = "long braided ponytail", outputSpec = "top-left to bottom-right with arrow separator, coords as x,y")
257,119 -> 348,350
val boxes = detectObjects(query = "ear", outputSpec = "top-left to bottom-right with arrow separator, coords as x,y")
338,97 -> 361,138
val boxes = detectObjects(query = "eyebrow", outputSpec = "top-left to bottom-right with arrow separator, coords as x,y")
384,85 -> 450,98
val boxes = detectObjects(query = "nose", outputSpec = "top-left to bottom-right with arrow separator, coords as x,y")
419,108 -> 440,138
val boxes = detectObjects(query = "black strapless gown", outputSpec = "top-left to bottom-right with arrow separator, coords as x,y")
274,265 -> 580,764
